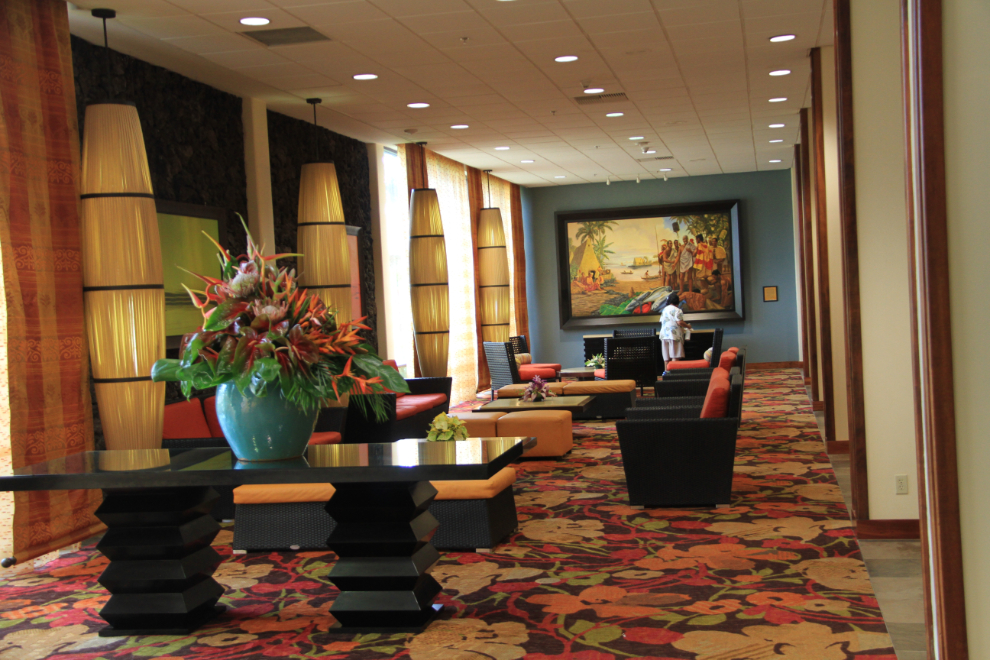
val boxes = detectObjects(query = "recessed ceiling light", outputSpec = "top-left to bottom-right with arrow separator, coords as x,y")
770,69 -> 791,76
353,73 -> 378,80
629,136 -> 644,140
451,124 -> 469,129
769,97 -> 787,103
407,102 -> 430,109
495,146 -> 510,151
521,160 -> 534,163
770,34 -> 796,42
584,87 -> 605,94
555,175 -> 566,178
645,149 -> 656,154
606,112 -> 624,118
770,159 -> 782,163
770,139 -> 784,143
769,123 -> 785,128
555,55 -> 579,62
659,168 -> 672,172
240,17 -> 270,26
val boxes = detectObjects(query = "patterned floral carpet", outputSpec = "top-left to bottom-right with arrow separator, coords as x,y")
0,369 -> 895,659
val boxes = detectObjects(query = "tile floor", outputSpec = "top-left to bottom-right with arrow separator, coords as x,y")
815,411 -> 930,660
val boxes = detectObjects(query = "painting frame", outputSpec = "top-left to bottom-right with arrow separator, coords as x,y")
555,199 -> 744,329
156,200 -> 228,350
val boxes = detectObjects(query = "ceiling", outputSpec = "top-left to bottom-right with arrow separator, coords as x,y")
66,0 -> 833,188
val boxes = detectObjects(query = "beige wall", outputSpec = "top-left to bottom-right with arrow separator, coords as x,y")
820,46 -> 850,442
943,0 -> 990,655
241,97 -> 275,255
850,0 -> 918,520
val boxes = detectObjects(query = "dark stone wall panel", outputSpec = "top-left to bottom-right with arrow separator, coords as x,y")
266,109 -> 377,349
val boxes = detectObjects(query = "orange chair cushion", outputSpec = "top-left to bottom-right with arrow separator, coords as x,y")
563,379 -> 637,395
514,353 -> 533,365
518,364 -> 557,381
309,432 -> 342,445
530,363 -> 562,372
203,396 -> 224,437
700,374 -> 731,418
451,412 -> 506,437
726,346 -> 739,353
162,399 -> 213,439
233,467 -> 517,505
594,368 -> 605,379
496,410 -> 573,458
666,359 -> 708,370
395,393 -> 447,420
433,467 -> 517,500
382,359 -> 405,398
497,382 -> 566,398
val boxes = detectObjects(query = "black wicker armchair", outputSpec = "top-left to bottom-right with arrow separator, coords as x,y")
485,341 -> 523,392
601,336 -> 657,395
661,346 -> 745,381
617,374 -> 743,507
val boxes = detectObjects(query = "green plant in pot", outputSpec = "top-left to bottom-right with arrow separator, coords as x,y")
151,220 -> 408,462
426,412 -> 468,442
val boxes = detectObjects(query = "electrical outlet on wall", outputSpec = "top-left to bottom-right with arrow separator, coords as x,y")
895,474 -> 909,495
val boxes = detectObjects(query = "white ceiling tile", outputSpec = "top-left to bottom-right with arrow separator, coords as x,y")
288,2 -> 392,25
164,33 -> 263,55
72,0 -> 187,18
500,20 -> 585,43
371,0 -> 475,17
118,15 -> 229,39
563,0 -> 656,18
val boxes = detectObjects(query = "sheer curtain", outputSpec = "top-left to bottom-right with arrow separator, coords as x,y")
426,152 -> 478,404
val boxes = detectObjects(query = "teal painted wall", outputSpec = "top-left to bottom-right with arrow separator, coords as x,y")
520,170 -> 798,367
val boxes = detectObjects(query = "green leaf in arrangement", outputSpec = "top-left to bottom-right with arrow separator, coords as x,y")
150,359 -> 182,383
352,354 -> 409,393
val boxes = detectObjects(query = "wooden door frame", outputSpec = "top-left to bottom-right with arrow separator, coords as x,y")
901,0 -> 968,657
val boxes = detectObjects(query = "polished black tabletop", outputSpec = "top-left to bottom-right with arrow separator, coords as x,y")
0,437 -> 532,491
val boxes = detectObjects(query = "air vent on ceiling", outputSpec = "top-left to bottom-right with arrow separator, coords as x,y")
574,92 -> 629,105
636,155 -> 674,162
241,27 -> 330,47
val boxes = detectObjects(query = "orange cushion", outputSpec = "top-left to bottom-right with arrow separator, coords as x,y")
309,432 -> 341,445
594,368 -> 605,379
451,412 -> 506,437
203,396 -> 224,437
395,393 -> 447,420
518,365 -> 557,381
497,382 -> 566,398
496,411 -> 573,458
434,467 -> 517,500
563,379 -> 637,394
718,351 -> 736,370
162,399 -> 212,439
726,347 -> 738,353
514,353 -> 533,365
700,374 -> 731,418
233,466 -> 517,505
530,363 -> 562,372
667,359 -> 708,370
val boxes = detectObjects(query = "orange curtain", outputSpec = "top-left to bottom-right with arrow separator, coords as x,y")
466,167 -> 488,390
510,184 -> 530,341
0,0 -> 102,563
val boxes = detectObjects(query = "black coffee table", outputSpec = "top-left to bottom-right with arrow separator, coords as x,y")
0,438 -> 530,636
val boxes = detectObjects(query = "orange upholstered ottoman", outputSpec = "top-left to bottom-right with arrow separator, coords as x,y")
450,411 -> 506,437
496,382 -> 566,399
231,467 -> 519,552
496,410 -> 573,458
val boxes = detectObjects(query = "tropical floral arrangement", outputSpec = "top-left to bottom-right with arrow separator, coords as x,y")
585,353 -> 605,369
150,219 -> 408,420
520,375 -> 557,403
426,412 -> 468,442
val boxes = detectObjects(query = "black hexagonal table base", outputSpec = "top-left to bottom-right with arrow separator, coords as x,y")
324,481 -> 446,631
94,486 -> 225,636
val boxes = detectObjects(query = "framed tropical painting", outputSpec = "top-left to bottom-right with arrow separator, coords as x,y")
555,200 -> 743,329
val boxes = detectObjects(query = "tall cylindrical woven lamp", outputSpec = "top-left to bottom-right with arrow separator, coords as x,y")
297,99 -> 351,322
80,102 -> 165,450
477,207 -> 511,343
409,188 -> 449,377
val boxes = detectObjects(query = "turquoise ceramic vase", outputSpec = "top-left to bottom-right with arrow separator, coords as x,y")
214,382 -> 318,462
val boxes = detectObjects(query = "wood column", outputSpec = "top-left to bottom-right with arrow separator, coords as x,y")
799,109 -> 820,403
902,0 -> 967,657
811,47 -> 836,443
833,0 -> 869,521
